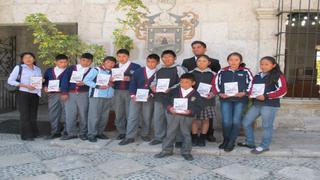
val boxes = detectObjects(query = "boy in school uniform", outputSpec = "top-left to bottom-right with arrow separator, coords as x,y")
119,54 -> 160,145
154,73 -> 202,161
112,49 -> 141,140
83,56 -> 116,142
60,53 -> 93,140
149,50 -> 186,146
43,54 -> 69,139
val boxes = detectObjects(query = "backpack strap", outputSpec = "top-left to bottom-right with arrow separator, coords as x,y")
16,65 -> 23,82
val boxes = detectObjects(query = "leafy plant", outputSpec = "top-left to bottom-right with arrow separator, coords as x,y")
113,0 -> 149,51
25,13 -> 106,65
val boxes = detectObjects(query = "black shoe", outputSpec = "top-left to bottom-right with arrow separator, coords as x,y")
119,138 -> 135,145
192,134 -> 199,146
21,137 -> 34,141
45,133 -> 61,140
117,134 -> 126,140
141,136 -> 151,142
206,134 -> 217,142
182,154 -> 194,161
79,135 -> 88,141
218,139 -> 229,149
251,147 -> 270,154
175,142 -> 182,148
224,140 -> 235,152
88,136 -> 97,142
149,139 -> 162,145
154,152 -> 173,158
96,134 -> 109,139
237,142 -> 256,149
60,135 -> 77,140
198,134 -> 206,147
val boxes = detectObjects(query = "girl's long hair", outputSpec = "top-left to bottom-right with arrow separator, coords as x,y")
261,56 -> 283,86
20,52 -> 37,65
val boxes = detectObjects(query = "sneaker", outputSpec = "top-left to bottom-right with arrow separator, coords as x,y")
96,134 -> 109,139
60,135 -> 77,140
116,134 -> 126,140
175,142 -> 182,148
149,139 -> 162,145
79,134 -> 88,141
182,154 -> 194,161
88,136 -> 97,142
251,147 -> 269,154
154,152 -> 173,158
119,138 -> 135,145
237,142 -> 256,149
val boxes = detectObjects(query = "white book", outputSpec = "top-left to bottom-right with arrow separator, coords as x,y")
96,74 -> 111,86
70,71 -> 83,83
111,68 -> 124,81
173,98 -> 188,113
156,78 -> 170,92
224,82 -> 239,96
48,80 -> 60,92
197,82 -> 212,97
30,77 -> 42,89
135,89 -> 149,102
250,84 -> 265,98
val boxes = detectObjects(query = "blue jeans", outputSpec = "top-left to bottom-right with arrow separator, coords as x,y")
242,105 -> 279,149
220,101 -> 246,141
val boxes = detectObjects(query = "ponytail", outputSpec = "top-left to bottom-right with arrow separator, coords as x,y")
260,56 -> 283,86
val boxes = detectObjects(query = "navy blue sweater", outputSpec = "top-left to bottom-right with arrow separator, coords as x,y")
213,66 -> 253,102
60,65 -> 92,94
43,67 -> 67,93
129,67 -> 156,96
250,72 -> 287,107
165,86 -> 203,117
113,62 -> 141,90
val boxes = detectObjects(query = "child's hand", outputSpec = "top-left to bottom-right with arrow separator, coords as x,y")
60,94 -> 69,101
169,107 -> 176,114
164,89 -> 170,94
124,76 -> 130,81
219,93 -> 229,99
110,77 -> 115,82
235,92 -> 246,98
99,85 -> 109,89
256,95 -> 265,101
44,87 -> 48,93
151,85 -> 156,93
22,84 -> 36,91
76,81 -> 84,86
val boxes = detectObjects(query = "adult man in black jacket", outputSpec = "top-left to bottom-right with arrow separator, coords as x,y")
182,41 -> 221,73
182,41 -> 221,142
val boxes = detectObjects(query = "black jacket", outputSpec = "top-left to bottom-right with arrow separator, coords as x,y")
182,56 -> 221,73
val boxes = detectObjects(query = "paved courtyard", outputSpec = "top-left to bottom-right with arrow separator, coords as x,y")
0,129 -> 320,180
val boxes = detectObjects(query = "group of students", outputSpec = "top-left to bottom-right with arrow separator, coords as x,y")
7,40 -> 287,161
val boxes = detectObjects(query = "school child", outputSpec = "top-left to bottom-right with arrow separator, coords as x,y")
60,53 -> 93,140
213,52 -> 253,152
7,52 -> 42,141
239,56 -> 287,154
119,54 -> 160,145
112,49 -> 141,140
190,55 -> 216,146
149,50 -> 186,146
154,73 -> 202,161
43,54 -> 69,139
83,56 -> 117,142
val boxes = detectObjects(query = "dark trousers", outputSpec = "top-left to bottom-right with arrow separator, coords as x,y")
18,91 -> 39,139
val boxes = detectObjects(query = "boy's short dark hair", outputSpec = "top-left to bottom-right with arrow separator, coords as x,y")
191,41 -> 207,48
147,53 -> 160,62
55,54 -> 69,61
116,49 -> 130,56
161,50 -> 176,58
103,56 -> 117,63
180,73 -> 195,82
81,53 -> 94,61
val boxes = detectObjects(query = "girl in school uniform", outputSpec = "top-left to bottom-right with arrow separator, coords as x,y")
190,55 -> 216,147
239,56 -> 287,154
7,52 -> 42,141
213,52 -> 253,152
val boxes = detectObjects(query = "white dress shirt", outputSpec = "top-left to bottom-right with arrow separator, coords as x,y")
119,61 -> 131,71
54,67 -> 66,77
7,64 -> 42,96
145,66 -> 156,79
181,87 -> 194,98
